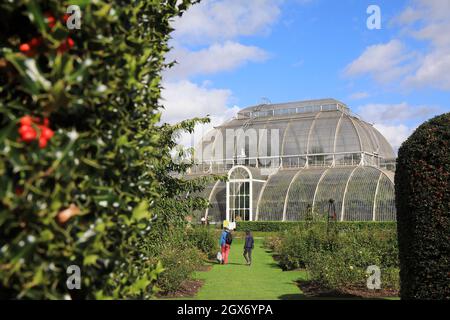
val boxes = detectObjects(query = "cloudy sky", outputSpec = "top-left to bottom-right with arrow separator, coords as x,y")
160,0 -> 450,152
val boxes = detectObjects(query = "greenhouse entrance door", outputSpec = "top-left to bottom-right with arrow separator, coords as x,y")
227,166 -> 253,222
228,180 -> 251,222
226,166 -> 267,223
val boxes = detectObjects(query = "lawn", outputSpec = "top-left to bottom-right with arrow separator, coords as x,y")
192,238 -> 308,300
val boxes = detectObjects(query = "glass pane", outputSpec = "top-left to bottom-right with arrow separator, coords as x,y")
343,167 -> 380,221
282,117 -> 314,156
313,167 -> 355,219
308,111 -> 341,154
335,117 -> 361,153
257,169 -> 298,221
374,173 -> 396,221
285,168 -> 327,221
207,181 -> 226,223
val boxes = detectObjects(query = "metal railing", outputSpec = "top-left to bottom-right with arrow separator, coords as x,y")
188,151 -> 393,174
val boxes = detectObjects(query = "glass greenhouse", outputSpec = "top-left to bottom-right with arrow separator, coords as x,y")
188,99 -> 397,223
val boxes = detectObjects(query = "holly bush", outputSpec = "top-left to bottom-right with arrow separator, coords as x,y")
0,0 -> 208,299
395,113 -> 450,300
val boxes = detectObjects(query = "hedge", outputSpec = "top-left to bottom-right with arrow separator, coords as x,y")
395,112 -> 450,300
0,0 -> 204,300
235,221 -> 397,233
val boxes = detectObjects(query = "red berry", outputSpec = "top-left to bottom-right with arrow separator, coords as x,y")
41,126 -> 54,140
67,37 -> 75,48
57,43 -> 67,54
57,38 -> 75,54
19,43 -> 31,53
19,116 -> 33,126
63,14 -> 70,23
42,118 -> 50,126
18,124 -> 32,135
21,128 -> 37,142
30,37 -> 42,48
45,13 -> 56,28
15,187 -> 24,196
39,137 -> 48,148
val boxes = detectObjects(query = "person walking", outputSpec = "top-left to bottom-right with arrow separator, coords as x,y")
243,230 -> 254,266
219,227 -> 232,264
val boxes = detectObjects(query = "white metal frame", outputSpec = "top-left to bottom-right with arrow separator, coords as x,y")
204,180 -> 220,221
340,166 -> 360,221
226,165 -> 266,222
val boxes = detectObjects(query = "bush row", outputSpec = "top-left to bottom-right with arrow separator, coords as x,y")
264,223 -> 399,292
118,225 -> 218,296
237,221 -> 397,233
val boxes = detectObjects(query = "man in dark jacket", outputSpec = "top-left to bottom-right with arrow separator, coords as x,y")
243,230 -> 254,266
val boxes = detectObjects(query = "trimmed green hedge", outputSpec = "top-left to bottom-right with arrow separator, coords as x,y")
396,112 -> 450,300
236,221 -> 397,233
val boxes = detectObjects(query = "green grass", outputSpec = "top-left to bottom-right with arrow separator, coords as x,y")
192,238 -> 308,300
159,233 -> 399,300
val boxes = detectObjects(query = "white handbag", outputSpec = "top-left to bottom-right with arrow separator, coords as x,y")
216,251 -> 222,262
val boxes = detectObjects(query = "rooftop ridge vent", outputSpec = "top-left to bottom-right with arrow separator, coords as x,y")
239,102 -> 350,120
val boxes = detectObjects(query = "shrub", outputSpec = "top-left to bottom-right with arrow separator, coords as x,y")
318,228 -> 399,290
277,229 -> 309,270
262,235 -> 282,253
155,244 -> 205,295
396,112 -> 450,300
273,222 -> 399,291
187,226 -> 219,259
236,221 -> 396,233
0,0 -> 206,299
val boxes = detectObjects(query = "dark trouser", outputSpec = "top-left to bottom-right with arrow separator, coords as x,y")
243,248 -> 252,264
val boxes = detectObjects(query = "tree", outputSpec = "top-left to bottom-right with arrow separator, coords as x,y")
395,112 -> 450,300
0,0 -> 206,299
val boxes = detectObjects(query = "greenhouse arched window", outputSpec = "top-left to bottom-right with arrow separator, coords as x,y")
227,166 -> 252,222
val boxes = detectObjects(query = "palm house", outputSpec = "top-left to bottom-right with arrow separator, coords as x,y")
188,99 -> 397,223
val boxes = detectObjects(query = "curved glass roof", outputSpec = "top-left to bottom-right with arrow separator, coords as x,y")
195,99 -> 395,164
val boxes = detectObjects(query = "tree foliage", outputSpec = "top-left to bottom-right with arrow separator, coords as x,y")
0,0 -> 208,299
395,112 -> 450,300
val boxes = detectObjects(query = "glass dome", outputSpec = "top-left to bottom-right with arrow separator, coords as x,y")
188,99 -> 397,222
194,99 -> 395,166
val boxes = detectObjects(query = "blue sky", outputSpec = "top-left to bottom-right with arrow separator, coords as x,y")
161,0 -> 450,151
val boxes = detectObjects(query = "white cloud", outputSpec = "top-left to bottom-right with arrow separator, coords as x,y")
344,40 -> 413,83
160,80 -> 233,124
160,0 -> 287,149
349,92 -> 370,100
346,0 -> 450,91
357,102 -> 437,124
165,41 -> 268,80
172,0 -> 282,45
357,101 -> 439,152
160,80 -> 241,149
373,124 -> 413,151
399,0 -> 450,89
405,48 -> 450,90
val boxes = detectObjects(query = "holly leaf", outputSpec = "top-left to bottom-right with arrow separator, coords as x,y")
132,201 -> 150,221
